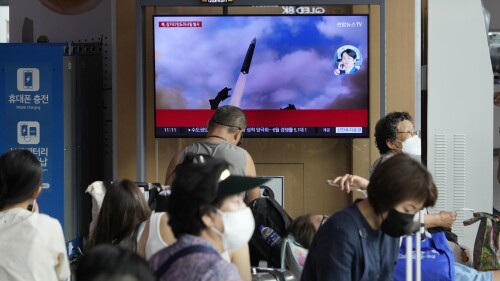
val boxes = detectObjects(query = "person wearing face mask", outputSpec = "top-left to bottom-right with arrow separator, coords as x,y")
150,154 -> 269,281
330,112 -> 456,229
164,105 -> 259,281
302,154 -> 438,281
366,111 -> 457,229
369,111 -> 420,174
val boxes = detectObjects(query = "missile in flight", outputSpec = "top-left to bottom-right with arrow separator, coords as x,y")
240,38 -> 256,74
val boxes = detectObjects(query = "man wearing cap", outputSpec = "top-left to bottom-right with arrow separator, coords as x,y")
165,105 -> 260,204
151,154 -> 269,281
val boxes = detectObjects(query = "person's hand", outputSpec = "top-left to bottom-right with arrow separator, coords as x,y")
333,63 -> 344,76
329,174 -> 369,193
438,211 -> 457,228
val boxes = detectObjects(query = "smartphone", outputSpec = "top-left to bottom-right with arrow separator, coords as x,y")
27,199 -> 36,212
326,179 -> 339,187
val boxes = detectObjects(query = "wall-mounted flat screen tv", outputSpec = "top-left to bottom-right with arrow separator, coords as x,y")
154,14 -> 369,137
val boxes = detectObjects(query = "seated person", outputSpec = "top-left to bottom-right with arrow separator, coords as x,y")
87,179 -> 175,260
0,149 -> 70,281
165,106 -> 259,281
369,111 -> 458,228
287,213 -> 498,281
302,154 -> 438,281
333,173 -> 457,229
150,154 -> 269,281
75,244 -> 155,281
282,214 -> 327,279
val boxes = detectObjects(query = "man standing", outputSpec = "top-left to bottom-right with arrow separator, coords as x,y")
164,105 -> 259,281
165,105 -> 260,204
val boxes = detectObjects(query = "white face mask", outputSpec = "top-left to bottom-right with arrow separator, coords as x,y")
211,207 -> 255,252
401,135 -> 421,156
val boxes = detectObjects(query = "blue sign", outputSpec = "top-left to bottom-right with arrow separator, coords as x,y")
0,43 -> 66,228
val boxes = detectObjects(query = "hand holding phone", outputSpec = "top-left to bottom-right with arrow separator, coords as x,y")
326,178 -> 368,197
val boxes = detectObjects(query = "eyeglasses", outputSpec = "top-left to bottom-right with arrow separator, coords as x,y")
396,130 -> 417,136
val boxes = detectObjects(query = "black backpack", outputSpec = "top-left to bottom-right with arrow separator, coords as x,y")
248,187 -> 292,268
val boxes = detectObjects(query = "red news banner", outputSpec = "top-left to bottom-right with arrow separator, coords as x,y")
156,109 -> 368,127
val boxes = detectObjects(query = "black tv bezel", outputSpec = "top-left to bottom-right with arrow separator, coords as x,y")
152,13 -> 370,139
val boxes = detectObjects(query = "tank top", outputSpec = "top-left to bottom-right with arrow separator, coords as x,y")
182,140 -> 247,176
145,212 -> 169,260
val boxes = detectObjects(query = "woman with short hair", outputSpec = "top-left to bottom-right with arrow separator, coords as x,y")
302,154 -> 438,281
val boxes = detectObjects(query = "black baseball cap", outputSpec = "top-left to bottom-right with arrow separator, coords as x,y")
172,153 -> 269,203
218,175 -> 270,197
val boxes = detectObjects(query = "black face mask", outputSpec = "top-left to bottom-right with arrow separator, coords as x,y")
380,208 -> 420,237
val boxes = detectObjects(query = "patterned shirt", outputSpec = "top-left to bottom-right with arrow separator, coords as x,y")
149,234 -> 242,281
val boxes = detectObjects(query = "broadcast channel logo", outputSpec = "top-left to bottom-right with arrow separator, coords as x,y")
17,68 -> 40,91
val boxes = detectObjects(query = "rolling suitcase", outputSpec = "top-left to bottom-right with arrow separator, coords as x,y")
251,267 -> 296,281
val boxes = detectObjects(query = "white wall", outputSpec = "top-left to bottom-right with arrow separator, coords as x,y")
428,0 -> 493,249
0,6 -> 8,43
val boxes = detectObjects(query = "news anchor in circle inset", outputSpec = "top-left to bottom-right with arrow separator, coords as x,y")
334,46 -> 362,75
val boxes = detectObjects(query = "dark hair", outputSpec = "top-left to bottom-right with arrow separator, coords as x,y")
88,179 -> 151,250
341,48 -> 357,60
166,155 -> 229,238
374,111 -> 413,154
0,149 -> 42,210
208,105 -> 247,133
286,214 -> 317,249
75,244 -> 154,281
368,153 -> 438,215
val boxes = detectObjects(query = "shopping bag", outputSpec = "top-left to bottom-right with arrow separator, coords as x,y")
393,231 -> 455,281
463,212 -> 500,271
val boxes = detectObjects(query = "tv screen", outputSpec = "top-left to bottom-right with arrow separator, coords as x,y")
154,14 -> 369,137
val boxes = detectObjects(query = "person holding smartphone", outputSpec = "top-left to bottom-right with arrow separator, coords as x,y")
334,48 -> 359,75
0,149 -> 70,281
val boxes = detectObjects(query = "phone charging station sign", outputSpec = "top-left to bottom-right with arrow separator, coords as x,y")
0,44 -> 66,228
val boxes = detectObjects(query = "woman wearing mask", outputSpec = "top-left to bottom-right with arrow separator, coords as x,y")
150,154 -> 268,281
302,154 -> 438,281
369,111 -> 421,174
367,111 -> 457,229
